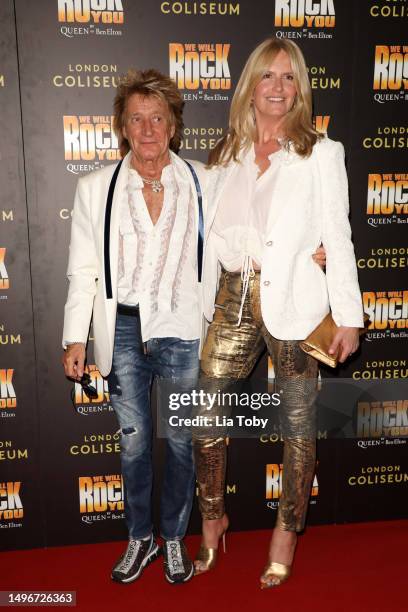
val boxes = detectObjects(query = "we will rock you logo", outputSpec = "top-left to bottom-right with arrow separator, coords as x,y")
79,475 -> 124,524
72,365 -> 111,415
63,115 -> 120,174
58,0 -> 124,37
0,481 -> 23,522
373,45 -> 408,103
0,248 -> 9,290
363,291 -> 408,339
0,369 -> 16,410
169,43 -> 231,101
265,463 -> 318,509
274,0 -> 335,39
357,400 -> 408,439
366,173 -> 408,227
58,0 -> 123,23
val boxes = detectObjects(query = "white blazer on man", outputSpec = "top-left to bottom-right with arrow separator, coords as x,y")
63,151 -> 209,377
201,136 -> 364,339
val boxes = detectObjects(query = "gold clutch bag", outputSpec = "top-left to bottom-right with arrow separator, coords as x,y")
299,313 -> 370,368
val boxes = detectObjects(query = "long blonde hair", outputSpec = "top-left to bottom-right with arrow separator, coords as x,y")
209,37 -> 321,166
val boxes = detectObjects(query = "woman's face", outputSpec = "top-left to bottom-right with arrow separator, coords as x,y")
252,50 -> 297,124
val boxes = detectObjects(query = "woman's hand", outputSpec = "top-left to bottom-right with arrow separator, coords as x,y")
329,327 -> 359,363
312,245 -> 326,270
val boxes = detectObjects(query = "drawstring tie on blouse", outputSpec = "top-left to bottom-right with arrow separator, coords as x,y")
237,254 -> 255,326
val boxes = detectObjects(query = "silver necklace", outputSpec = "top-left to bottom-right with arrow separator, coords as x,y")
140,176 -> 163,193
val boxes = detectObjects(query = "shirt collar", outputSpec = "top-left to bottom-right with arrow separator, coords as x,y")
127,155 -> 174,188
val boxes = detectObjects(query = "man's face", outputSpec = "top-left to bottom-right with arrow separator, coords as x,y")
122,93 -> 175,164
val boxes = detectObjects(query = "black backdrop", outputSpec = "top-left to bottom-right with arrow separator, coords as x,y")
0,0 -> 407,551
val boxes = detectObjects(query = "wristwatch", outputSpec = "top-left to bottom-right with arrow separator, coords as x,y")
63,341 -> 85,350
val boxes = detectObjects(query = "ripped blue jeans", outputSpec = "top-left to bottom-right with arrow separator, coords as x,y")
107,309 -> 199,540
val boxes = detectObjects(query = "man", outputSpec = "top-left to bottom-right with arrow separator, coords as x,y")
62,69 -> 208,584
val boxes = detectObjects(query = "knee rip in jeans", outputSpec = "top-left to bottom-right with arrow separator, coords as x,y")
118,427 -> 145,457
120,426 -> 138,435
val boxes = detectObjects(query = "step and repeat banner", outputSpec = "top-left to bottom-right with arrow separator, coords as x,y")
1,0 -> 406,550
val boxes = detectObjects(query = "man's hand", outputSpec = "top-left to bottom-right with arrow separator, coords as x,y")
62,343 -> 86,380
312,245 -> 326,270
329,327 -> 359,363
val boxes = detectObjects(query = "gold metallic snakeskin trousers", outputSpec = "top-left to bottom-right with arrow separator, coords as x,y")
193,269 -> 318,532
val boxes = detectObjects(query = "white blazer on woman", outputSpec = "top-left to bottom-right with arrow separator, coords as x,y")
201,136 -> 364,339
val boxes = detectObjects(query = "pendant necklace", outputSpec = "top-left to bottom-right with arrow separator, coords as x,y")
140,176 -> 163,193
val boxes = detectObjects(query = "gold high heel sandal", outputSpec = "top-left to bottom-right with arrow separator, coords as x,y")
260,529 -> 297,588
260,562 -> 291,588
194,516 -> 228,575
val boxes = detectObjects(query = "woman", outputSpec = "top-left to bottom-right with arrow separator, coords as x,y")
193,37 -> 364,587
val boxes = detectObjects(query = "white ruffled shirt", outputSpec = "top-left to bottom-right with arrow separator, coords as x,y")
117,157 -> 199,341
212,145 -> 281,322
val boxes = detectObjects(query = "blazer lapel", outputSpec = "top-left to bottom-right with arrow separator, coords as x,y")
264,145 -> 303,236
172,153 -> 206,283
204,162 -> 235,244
105,151 -> 131,301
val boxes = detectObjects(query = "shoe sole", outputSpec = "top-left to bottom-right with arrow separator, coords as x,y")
165,562 -> 194,584
111,543 -> 161,584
